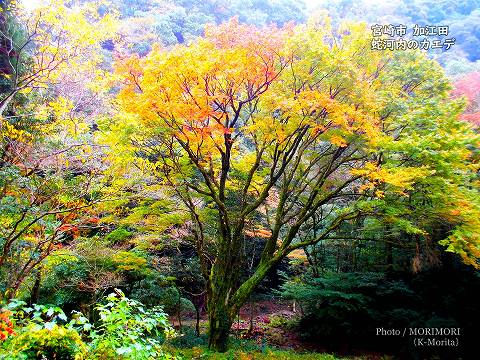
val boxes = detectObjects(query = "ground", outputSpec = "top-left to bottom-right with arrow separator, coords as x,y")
169,299 -> 391,359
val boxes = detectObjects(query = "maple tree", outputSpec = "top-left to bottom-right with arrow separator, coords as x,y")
108,16 -> 480,351
0,0 -> 118,299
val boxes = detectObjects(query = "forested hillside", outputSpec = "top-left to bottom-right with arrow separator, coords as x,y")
1,1 -> 479,359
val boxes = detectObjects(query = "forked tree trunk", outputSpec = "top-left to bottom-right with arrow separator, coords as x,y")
206,233 -> 287,351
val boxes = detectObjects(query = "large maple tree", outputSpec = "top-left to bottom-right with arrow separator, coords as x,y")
108,17 -> 480,351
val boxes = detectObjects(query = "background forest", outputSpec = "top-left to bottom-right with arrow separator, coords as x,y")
1,0 -> 480,359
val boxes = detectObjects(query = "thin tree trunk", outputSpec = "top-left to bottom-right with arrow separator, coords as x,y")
195,304 -> 200,337
29,271 -> 41,305
0,92 -> 15,117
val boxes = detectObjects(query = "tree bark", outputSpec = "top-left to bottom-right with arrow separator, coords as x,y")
206,262 -> 237,351
29,271 -> 41,306
206,227 -> 244,351
195,304 -> 201,337
206,248 -> 285,351
207,301 -> 233,352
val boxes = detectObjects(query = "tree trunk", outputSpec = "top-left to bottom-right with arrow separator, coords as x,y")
248,301 -> 254,334
187,291 -> 205,337
304,246 -> 319,277
29,271 -> 41,306
8,275 -> 25,300
0,91 -> 15,116
207,298 -> 233,352
205,229 -> 285,351
206,262 -> 238,352
195,304 -> 201,337
206,229 -> 244,352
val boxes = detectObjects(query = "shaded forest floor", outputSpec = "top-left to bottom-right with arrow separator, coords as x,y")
169,300 -> 390,359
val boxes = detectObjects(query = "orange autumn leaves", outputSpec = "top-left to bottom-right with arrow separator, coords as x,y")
0,310 -> 14,340
114,18 -> 293,157
111,19 -> 407,198
110,19 -> 479,268
113,19 -> 386,161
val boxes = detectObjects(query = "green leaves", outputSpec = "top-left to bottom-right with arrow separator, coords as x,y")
88,289 -> 176,359
2,291 -> 176,359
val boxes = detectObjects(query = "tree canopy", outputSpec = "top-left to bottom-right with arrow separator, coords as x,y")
104,17 -> 480,350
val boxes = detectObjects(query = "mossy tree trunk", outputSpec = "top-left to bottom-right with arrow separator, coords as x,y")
206,234 -> 285,352
207,295 -> 233,352
206,232 -> 242,352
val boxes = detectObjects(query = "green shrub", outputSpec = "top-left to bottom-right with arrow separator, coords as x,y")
166,326 -> 208,349
105,227 -> 133,245
39,254 -> 90,308
85,289 -> 176,360
1,291 -> 177,360
267,314 -> 297,330
3,324 -> 87,360
130,275 -> 194,316
0,301 -> 86,360
279,269 -> 480,359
